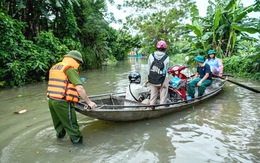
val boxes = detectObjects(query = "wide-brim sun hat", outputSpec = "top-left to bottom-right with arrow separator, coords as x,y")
194,55 -> 205,63
208,50 -> 216,55
64,50 -> 83,63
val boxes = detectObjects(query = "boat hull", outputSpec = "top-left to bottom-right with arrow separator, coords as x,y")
74,78 -> 226,121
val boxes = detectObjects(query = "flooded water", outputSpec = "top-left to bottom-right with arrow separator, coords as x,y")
0,58 -> 260,163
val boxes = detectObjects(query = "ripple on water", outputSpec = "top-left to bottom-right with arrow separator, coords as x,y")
0,119 -> 162,163
165,96 -> 260,163
166,122 -> 230,162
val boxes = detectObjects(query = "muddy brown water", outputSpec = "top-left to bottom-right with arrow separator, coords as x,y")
0,58 -> 260,163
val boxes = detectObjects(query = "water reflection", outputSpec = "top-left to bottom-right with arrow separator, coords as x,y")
80,58 -> 148,94
0,58 -> 260,162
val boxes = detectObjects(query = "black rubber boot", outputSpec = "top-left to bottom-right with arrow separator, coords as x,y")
56,129 -> 66,138
71,136 -> 83,144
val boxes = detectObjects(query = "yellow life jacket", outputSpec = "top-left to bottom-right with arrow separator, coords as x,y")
47,57 -> 80,102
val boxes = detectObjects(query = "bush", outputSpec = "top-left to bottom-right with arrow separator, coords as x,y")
223,54 -> 260,80
0,12 -> 70,87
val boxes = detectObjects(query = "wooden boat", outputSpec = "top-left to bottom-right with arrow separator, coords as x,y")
128,54 -> 142,58
74,78 -> 227,122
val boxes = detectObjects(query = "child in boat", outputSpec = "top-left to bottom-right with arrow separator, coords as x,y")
205,50 -> 223,76
125,72 -> 150,106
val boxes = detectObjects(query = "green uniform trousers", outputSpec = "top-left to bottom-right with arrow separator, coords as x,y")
187,78 -> 212,98
48,98 -> 82,144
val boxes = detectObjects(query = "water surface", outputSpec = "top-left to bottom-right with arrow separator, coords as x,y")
0,58 -> 259,163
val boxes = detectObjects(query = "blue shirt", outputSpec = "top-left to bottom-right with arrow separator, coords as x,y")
205,57 -> 223,74
197,63 -> 212,80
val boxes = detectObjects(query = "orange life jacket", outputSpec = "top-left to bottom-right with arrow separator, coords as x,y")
47,57 -> 80,102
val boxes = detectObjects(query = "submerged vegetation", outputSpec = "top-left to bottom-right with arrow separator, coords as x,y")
0,0 -> 259,87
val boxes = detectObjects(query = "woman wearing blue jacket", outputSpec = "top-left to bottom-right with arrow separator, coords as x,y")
205,50 -> 223,76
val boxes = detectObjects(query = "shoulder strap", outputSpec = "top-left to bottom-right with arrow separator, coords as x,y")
129,84 -> 139,102
150,53 -> 156,69
153,53 -> 168,62
160,54 -> 168,62
152,53 -> 158,61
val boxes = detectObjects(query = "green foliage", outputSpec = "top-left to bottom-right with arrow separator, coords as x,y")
106,55 -> 118,65
185,0 -> 259,57
123,0 -> 196,56
0,12 -> 70,87
223,54 -> 260,80
82,47 -> 98,68
1,0 -> 258,88
6,60 -> 27,87
112,29 -> 141,60
73,0 -> 134,68
0,12 -> 28,87
62,37 -> 82,50
0,0 -> 137,87
168,53 -> 187,66
53,3 -> 80,40
35,31 -> 69,64
223,42 -> 260,80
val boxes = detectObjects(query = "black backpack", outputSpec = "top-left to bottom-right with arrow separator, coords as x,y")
148,53 -> 168,84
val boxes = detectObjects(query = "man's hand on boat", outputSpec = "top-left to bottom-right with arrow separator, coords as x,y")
75,85 -> 97,109
86,101 -> 97,109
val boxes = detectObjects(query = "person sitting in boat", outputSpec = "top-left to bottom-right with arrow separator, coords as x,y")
125,72 -> 150,106
205,50 -> 223,77
187,55 -> 212,99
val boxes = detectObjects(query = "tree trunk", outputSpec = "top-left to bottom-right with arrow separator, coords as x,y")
225,30 -> 233,57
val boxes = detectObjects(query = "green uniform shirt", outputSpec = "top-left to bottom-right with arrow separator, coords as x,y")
65,68 -> 82,86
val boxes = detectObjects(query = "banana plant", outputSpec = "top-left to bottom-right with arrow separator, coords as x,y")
186,19 -> 208,52
186,0 -> 259,57
222,0 -> 259,56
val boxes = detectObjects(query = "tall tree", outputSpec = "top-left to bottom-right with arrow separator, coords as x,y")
1,0 -> 80,40
122,0 -> 196,54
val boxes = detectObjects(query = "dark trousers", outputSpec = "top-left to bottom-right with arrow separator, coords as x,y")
48,98 -> 82,143
187,78 -> 212,98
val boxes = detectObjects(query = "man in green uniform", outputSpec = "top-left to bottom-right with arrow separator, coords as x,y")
47,50 -> 97,144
